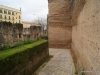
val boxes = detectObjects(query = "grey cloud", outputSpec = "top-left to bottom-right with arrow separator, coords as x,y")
0,0 -> 48,21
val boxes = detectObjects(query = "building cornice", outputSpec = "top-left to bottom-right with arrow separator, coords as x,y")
0,4 -> 20,12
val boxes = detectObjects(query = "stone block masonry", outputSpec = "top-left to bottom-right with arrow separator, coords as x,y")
71,0 -> 100,75
48,0 -> 100,75
48,0 -> 72,48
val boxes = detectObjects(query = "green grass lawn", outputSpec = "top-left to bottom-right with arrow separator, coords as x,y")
0,40 -> 47,60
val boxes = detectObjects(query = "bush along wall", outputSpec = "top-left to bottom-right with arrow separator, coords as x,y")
41,35 -> 48,40
0,40 -> 49,75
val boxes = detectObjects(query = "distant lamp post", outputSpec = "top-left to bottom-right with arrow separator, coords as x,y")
33,14 -> 39,21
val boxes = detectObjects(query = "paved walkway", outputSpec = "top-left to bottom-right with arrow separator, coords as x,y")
33,48 -> 75,75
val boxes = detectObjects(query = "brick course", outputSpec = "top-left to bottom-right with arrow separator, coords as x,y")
48,0 -> 72,48
48,0 -> 100,75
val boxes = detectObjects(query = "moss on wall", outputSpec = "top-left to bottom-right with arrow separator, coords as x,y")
0,40 -> 48,75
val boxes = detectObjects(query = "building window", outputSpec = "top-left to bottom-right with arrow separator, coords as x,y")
0,10 -> 2,13
12,17 -> 14,20
8,11 -> 11,15
5,15 -> 6,19
12,12 -> 14,15
19,16 -> 20,19
0,15 -> 2,19
19,20 -> 20,23
9,16 -> 10,20
4,10 -> 7,14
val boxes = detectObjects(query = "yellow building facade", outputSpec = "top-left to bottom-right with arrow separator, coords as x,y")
0,5 -> 21,23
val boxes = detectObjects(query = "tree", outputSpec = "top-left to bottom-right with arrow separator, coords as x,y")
33,16 -> 47,35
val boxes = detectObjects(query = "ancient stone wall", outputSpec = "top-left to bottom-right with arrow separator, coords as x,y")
48,0 -> 100,75
71,0 -> 86,26
0,41 -> 49,75
0,22 -> 23,49
22,21 -> 41,41
48,0 -> 72,48
71,0 -> 100,75
30,26 -> 41,40
0,22 -> 42,50
13,24 -> 23,44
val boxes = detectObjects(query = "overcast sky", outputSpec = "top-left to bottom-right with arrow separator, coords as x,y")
0,0 -> 48,22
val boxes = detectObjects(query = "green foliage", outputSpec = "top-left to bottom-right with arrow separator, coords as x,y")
0,40 -> 47,60
81,70 -> 85,75
12,41 -> 24,48
12,39 -> 37,48
0,21 -> 12,25
41,35 -> 48,40
0,40 -> 48,75
23,39 -> 36,44
75,69 -> 78,74
3,39 -> 37,50
3,44 -> 11,50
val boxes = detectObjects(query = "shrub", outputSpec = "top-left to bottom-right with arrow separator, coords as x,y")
41,35 -> 48,40
12,39 -> 37,48
75,69 -> 78,75
3,44 -> 11,50
0,40 -> 48,75
81,70 -> 85,75
23,39 -> 36,44
12,41 -> 24,48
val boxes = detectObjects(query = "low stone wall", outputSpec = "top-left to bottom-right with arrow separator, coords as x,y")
22,21 -> 41,41
48,0 -> 72,49
0,40 -> 49,75
0,22 -> 23,49
30,26 -> 41,40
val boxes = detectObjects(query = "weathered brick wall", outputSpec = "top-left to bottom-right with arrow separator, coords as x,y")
48,0 -> 72,48
48,0 -> 100,74
71,0 -> 86,26
71,0 -> 100,75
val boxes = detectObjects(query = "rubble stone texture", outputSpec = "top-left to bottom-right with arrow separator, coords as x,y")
0,23 -> 23,48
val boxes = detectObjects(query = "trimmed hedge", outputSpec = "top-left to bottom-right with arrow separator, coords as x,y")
0,40 -> 48,75
41,35 -> 48,40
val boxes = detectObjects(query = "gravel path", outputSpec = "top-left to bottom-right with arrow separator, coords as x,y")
33,48 -> 75,75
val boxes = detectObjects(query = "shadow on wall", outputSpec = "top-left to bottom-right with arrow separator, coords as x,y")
71,0 -> 86,26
